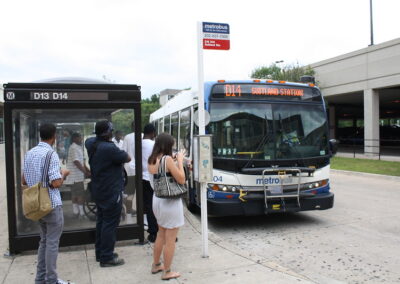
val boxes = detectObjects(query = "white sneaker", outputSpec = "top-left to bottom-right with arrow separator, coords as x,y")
57,279 -> 75,284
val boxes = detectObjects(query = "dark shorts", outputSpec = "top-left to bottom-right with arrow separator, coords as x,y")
71,181 -> 85,199
124,176 -> 136,195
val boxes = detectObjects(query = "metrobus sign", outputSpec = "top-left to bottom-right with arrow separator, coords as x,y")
202,22 -> 230,50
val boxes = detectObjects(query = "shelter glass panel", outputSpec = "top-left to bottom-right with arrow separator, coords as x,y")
12,108 -> 136,235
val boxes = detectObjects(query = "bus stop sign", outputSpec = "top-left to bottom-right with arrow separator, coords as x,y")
202,22 -> 230,50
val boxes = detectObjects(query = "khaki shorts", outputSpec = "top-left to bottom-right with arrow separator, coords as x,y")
125,176 -> 136,195
71,181 -> 85,199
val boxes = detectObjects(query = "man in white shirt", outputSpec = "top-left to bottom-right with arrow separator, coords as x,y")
112,130 -> 124,150
122,121 -> 142,215
141,124 -> 157,242
65,132 -> 90,219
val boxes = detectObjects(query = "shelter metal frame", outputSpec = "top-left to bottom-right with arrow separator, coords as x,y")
3,82 -> 144,254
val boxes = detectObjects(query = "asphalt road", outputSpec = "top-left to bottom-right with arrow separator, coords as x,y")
195,171 -> 400,283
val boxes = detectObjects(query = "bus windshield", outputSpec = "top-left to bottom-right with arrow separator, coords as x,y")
209,102 -> 329,161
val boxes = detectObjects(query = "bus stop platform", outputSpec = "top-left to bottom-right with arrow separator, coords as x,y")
0,145 -> 312,284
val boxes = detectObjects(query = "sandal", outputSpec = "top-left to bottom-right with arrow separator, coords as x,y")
161,269 -> 181,280
151,262 -> 164,274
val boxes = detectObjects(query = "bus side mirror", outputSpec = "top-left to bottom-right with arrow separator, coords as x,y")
329,139 -> 339,156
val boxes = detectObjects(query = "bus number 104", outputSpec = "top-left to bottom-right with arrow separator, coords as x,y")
225,84 -> 242,97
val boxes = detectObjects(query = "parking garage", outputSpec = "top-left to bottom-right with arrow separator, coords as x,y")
311,38 -> 400,157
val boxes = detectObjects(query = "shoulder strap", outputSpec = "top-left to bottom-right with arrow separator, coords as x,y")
41,150 -> 54,185
158,155 -> 165,175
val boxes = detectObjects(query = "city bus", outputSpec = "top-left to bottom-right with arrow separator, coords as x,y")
150,79 -> 336,216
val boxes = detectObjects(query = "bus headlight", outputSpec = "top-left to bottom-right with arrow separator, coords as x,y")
304,179 -> 328,190
208,184 -> 242,193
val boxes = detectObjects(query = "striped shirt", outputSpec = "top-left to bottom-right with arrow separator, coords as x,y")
65,142 -> 84,184
23,142 -> 63,208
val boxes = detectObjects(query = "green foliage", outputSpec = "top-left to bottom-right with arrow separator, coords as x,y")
251,63 -> 315,82
141,94 -> 160,130
112,109 -> 135,135
110,94 -> 160,135
331,157 -> 400,177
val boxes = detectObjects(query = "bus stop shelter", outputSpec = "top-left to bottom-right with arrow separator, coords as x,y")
3,79 -> 144,254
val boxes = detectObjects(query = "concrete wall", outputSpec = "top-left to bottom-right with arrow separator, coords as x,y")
311,38 -> 400,96
311,38 -> 400,155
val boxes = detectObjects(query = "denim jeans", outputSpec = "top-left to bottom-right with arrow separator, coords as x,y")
35,205 -> 64,284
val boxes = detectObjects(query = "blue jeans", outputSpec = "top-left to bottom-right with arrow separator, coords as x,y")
95,194 -> 122,262
35,206 -> 64,284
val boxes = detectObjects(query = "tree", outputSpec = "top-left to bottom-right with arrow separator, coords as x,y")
141,94 -> 160,130
251,63 -> 315,82
109,94 -> 160,135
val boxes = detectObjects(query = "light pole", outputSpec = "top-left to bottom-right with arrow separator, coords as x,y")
369,0 -> 374,46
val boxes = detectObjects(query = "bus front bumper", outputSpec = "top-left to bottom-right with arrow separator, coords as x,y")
207,192 -> 334,217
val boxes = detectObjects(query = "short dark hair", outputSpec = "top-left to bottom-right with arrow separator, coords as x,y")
95,120 -> 114,136
143,123 -> 156,135
71,132 -> 81,140
40,124 -> 57,140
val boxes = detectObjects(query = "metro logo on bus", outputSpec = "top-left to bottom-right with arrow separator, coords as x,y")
202,22 -> 230,50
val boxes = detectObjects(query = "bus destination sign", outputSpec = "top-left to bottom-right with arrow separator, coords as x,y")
212,84 -> 320,101
30,92 -> 109,101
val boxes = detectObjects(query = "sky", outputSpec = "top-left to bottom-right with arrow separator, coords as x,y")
1,0 -> 400,99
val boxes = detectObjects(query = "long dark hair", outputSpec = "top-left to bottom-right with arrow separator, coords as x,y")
148,133 -> 174,165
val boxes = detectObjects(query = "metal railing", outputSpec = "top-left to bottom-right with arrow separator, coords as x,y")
337,138 -> 400,160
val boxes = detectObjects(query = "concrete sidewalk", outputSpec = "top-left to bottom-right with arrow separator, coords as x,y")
0,212 -> 312,284
0,144 -> 312,283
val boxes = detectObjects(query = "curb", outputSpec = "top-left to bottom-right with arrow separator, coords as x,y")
184,208 -> 314,283
330,169 -> 400,181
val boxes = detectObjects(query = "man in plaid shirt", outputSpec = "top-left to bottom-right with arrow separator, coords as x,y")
22,124 -> 72,284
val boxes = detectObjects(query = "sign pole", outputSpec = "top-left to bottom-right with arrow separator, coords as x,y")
197,21 -> 209,258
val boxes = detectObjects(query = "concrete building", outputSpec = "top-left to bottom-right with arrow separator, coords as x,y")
159,88 -> 182,106
311,38 -> 400,156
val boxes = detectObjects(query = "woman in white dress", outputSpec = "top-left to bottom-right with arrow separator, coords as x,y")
148,133 -> 185,280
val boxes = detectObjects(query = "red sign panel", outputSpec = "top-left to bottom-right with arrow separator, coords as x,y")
203,39 -> 230,50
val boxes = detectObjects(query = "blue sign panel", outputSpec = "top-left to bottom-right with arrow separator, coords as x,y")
202,22 -> 230,34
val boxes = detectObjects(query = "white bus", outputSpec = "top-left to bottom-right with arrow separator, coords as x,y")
150,79 -> 337,216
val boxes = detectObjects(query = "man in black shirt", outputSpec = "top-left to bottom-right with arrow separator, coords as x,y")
85,120 -> 130,267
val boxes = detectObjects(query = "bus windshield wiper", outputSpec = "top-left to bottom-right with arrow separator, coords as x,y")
241,115 -> 272,170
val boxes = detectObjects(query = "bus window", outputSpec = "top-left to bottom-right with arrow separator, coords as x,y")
154,120 -> 158,135
164,115 -> 170,133
179,108 -> 191,155
171,112 -> 179,151
158,118 -> 164,134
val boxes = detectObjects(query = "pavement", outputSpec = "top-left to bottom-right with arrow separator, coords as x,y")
0,144 -> 312,284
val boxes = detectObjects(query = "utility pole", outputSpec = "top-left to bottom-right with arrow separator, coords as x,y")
369,0 -> 374,46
